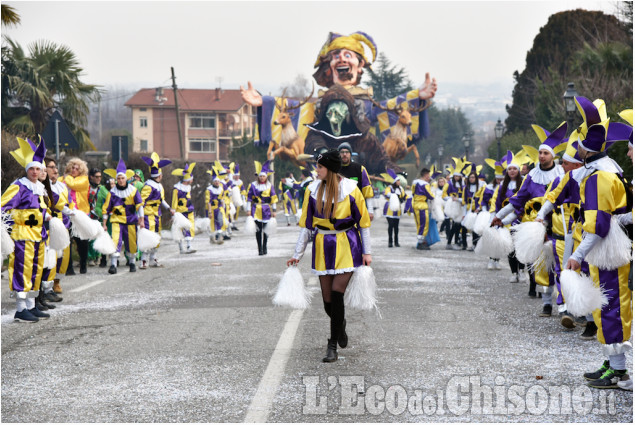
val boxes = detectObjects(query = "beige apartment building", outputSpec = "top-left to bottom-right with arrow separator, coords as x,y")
125,87 -> 255,162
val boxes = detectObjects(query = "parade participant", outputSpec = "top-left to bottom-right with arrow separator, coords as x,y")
444,158 -> 468,250
206,165 -> 227,244
436,175 -> 452,242
139,153 -> 173,268
482,159 -> 504,270
96,177 -> 115,267
131,169 -> 144,192
536,135 -> 585,330
296,165 -> 315,214
491,151 -> 526,283
42,157 -> 71,303
171,163 -> 197,254
338,142 -> 375,220
381,169 -> 406,247
287,149 -> 372,363
87,167 -> 109,267
102,159 -> 144,274
1,138 -> 51,322
229,162 -> 246,230
241,31 -> 437,175
60,157 -> 90,274
217,163 -> 233,240
462,169 -> 480,251
279,173 -> 299,226
493,124 -> 566,311
247,160 -> 278,255
411,167 -> 436,250
559,97 -> 633,389
36,164 -> 59,312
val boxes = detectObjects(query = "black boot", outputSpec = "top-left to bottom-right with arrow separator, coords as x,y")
256,231 -> 263,255
322,339 -> 338,363
528,270 -> 537,297
339,319 -> 348,348
394,227 -> 400,247
99,255 -> 107,268
263,233 -> 268,255
35,294 -> 49,311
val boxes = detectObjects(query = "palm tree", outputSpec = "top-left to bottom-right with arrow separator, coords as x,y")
2,37 -> 101,150
1,5 -> 21,28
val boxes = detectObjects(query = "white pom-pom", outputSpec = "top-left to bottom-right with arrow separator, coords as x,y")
511,221 -> 546,264
231,186 -> 244,207
1,211 -> 15,260
245,216 -> 257,233
345,266 -> 379,314
160,229 -> 173,240
70,210 -> 101,240
560,270 -> 608,316
462,211 -> 477,231
585,216 -> 632,269
475,226 -> 514,258
272,266 -> 312,309
473,210 -> 492,235
531,241 -> 555,274
137,227 -> 161,252
92,228 -> 117,255
230,203 -> 236,217
264,217 -> 277,235
389,193 -> 400,213
444,198 -> 462,221
195,217 -> 211,234
171,212 -> 192,242
48,217 -> 71,250
430,199 -> 445,221
44,247 -> 57,269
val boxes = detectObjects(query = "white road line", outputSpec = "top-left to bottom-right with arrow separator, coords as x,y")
244,309 -> 305,423
69,279 -> 106,293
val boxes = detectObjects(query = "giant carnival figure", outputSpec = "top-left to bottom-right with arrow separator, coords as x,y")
241,31 -> 437,175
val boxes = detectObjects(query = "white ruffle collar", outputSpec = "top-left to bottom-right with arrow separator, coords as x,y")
145,179 -> 163,191
174,182 -> 192,193
572,156 -> 624,184
528,164 -> 563,185
18,177 -> 45,195
308,177 -> 358,202
111,184 -> 135,198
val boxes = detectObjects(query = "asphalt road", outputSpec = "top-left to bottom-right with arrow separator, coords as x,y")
1,213 -> 632,422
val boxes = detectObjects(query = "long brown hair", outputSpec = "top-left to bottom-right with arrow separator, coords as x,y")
316,169 -> 339,218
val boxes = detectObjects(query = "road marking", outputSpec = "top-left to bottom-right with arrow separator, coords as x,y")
244,309 -> 305,423
69,280 -> 106,293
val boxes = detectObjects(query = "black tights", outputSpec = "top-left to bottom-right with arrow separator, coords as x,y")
387,218 -> 399,245
507,251 -> 525,274
255,221 -> 268,254
321,272 -> 352,341
448,222 -> 467,247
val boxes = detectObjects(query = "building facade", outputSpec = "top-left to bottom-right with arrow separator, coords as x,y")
125,87 -> 255,162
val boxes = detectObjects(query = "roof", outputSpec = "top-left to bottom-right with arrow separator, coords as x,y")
124,88 -> 245,112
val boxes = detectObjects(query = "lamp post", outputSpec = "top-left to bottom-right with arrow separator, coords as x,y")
462,132 -> 472,161
494,118 -> 505,160
437,145 -> 444,169
424,153 -> 431,167
562,82 -> 578,134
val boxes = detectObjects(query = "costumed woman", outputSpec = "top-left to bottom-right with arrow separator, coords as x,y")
60,157 -> 90,274
247,160 -> 278,255
279,173 -> 299,226
206,165 -> 227,244
287,149 -> 372,363
139,152 -> 173,268
171,163 -> 197,254
102,159 -> 144,274
1,138 -> 51,322
381,169 -> 407,247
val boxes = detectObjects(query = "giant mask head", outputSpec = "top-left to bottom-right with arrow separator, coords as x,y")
329,49 -> 365,86
313,32 -> 377,88
326,101 -> 350,137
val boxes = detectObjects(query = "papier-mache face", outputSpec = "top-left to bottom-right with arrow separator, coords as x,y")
330,49 -> 364,86
326,101 -> 350,136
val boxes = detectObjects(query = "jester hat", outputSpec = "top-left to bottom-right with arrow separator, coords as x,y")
530,122 -> 568,158
254,160 -> 274,177
104,158 -> 134,180
500,150 -> 523,170
229,162 -> 240,176
171,162 -> 196,181
574,97 -> 632,153
430,165 -> 442,180
380,168 -> 399,184
618,109 -> 633,148
561,130 -> 584,164
207,164 -> 222,182
11,136 -> 47,171
314,31 -> 377,68
141,152 -> 172,177
446,156 -> 470,177
484,158 -> 504,179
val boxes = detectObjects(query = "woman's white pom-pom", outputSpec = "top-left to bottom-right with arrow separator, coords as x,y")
231,186 -> 244,207
430,199 -> 445,222
585,217 -> 632,270
272,266 -> 312,309
70,210 -> 101,240
473,210 -> 492,235
389,193 -> 400,213
264,217 -> 277,235
444,198 -> 462,221
195,217 -> 211,234
229,203 -> 236,217
2,212 -> 15,260
511,221 -> 546,264
462,211 -> 477,231
560,270 -> 608,316
531,241 -> 554,274
92,228 -> 117,255
171,212 -> 192,242
44,247 -> 57,269
48,217 -> 71,250
137,228 -> 161,252
345,266 -> 379,314
475,226 -> 513,258
245,216 -> 257,234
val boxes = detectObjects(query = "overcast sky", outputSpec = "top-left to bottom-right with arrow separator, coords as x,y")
3,0 -> 618,93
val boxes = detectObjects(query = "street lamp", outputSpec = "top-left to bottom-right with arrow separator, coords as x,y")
437,145 -> 444,169
462,132 -> 472,161
494,118 -> 505,160
424,153 -> 431,166
562,82 -> 578,133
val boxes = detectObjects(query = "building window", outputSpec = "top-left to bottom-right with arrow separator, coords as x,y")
140,108 -> 147,112
140,140 -> 148,152
189,138 -> 216,153
140,117 -> 148,128
189,113 -> 215,129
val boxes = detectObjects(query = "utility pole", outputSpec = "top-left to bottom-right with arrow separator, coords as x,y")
171,67 -> 185,160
